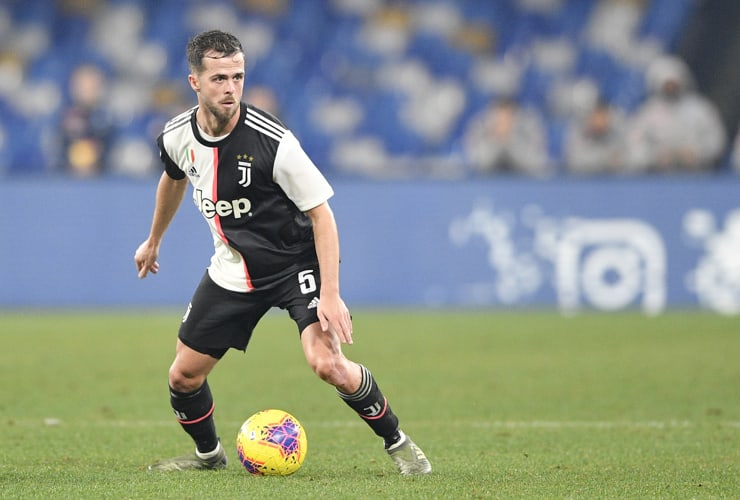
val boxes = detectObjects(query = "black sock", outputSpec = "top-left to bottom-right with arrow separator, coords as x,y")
384,430 -> 403,449
169,379 -> 219,454
338,365 -> 400,445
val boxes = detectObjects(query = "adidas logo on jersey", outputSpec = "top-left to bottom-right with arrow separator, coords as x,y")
187,165 -> 200,178
307,297 -> 320,309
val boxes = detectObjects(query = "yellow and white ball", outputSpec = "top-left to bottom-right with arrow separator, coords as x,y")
236,409 -> 307,476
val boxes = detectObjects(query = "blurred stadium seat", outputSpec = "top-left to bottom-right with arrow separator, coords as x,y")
0,0 -> 697,178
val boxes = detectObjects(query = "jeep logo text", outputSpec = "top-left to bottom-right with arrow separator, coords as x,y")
194,189 -> 251,219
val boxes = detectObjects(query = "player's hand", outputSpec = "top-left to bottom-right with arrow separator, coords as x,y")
317,292 -> 353,344
134,239 -> 160,279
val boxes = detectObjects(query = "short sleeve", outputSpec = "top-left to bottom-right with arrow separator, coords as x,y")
157,133 -> 186,180
273,131 -> 333,211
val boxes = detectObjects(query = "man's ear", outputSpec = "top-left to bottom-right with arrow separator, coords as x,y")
188,74 -> 200,92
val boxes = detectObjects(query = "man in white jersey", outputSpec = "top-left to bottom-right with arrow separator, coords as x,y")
134,30 -> 430,475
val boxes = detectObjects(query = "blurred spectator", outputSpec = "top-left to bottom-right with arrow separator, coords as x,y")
237,0 -> 290,17
626,55 -> 726,173
57,63 -> 114,177
106,80 -> 191,178
462,97 -> 551,176
564,99 -> 629,175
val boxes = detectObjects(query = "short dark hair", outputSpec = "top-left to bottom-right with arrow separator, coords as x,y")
186,30 -> 244,74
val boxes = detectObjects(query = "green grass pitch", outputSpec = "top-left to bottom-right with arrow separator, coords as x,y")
1,310 -> 738,498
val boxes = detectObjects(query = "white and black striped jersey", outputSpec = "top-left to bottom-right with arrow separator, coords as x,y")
157,102 -> 334,292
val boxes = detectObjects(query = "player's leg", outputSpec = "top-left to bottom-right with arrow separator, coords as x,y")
148,340 -> 228,471
299,322 -> 432,475
300,323 -> 398,436
169,341 -> 223,453
149,272 -> 266,471
282,263 -> 431,474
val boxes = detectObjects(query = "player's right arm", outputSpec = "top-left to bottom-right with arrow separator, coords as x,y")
134,172 -> 188,279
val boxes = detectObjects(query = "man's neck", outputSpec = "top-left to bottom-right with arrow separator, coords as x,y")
196,106 -> 239,137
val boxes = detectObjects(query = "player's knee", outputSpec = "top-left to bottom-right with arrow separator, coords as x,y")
168,366 -> 205,393
310,357 -> 345,386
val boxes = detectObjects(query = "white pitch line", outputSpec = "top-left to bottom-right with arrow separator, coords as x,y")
469,420 -> 698,429
7,418 -> 739,429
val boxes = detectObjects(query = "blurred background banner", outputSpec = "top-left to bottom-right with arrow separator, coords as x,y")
1,177 -> 738,313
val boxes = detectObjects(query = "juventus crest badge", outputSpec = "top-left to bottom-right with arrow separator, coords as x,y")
237,154 -> 252,187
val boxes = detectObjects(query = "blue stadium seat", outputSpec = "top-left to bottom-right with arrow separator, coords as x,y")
638,0 -> 694,49
406,32 -> 474,79
606,66 -> 646,112
518,65 -> 556,110
0,0 -> 706,177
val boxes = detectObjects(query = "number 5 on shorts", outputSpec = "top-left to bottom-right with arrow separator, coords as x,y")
298,269 -> 317,294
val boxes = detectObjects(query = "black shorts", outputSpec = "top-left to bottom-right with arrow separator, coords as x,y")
178,263 -> 322,359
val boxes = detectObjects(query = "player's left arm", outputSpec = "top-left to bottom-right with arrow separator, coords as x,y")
306,202 -> 353,345
272,131 -> 350,340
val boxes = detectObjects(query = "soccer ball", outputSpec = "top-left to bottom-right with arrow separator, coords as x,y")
236,409 -> 308,476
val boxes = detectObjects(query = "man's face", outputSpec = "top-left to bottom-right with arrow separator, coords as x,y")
189,50 -> 245,125
661,79 -> 682,100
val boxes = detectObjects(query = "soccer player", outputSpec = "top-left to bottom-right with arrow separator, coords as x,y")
134,30 -> 431,476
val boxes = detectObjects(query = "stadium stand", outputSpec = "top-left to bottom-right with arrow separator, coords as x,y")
0,0 -> 724,179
